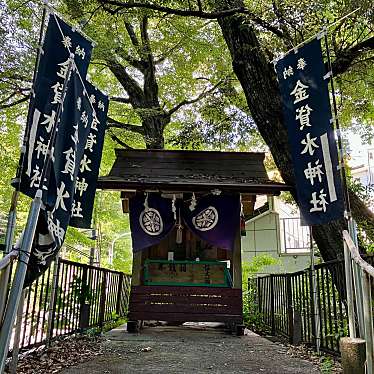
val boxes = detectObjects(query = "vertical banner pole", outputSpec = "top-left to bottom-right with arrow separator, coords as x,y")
350,220 -> 364,337
343,237 -> 356,338
323,28 -> 358,337
9,289 -> 26,374
323,29 -> 352,218
362,270 -> 374,373
0,193 -> 19,324
0,5 -> 48,325
46,255 -> 60,346
0,56 -> 75,373
0,193 -> 42,373
309,226 -> 321,353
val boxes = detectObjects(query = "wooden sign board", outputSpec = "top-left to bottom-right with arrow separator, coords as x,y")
144,261 -> 229,287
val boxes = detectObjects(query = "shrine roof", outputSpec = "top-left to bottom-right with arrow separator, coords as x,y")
97,149 -> 292,195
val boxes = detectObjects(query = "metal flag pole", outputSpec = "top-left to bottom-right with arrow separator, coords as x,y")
350,220 -> 364,337
46,254 -> 60,346
309,226 -> 321,354
323,27 -> 361,340
0,55 -> 75,374
0,4 -> 48,324
9,289 -> 26,374
272,8 -> 360,63
323,28 -> 351,217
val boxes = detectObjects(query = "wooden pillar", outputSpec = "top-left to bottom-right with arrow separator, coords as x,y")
340,337 -> 366,374
128,249 -> 145,333
232,225 -> 242,289
131,251 -> 142,286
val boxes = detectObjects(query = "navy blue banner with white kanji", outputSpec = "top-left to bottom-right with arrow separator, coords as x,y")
24,208 -> 57,287
18,14 -> 93,200
24,70 -> 95,286
69,82 -> 109,229
14,14 -> 100,285
36,14 -> 92,85
274,38 -> 344,225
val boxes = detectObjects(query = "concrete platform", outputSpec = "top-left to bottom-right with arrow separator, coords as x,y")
61,323 -> 320,373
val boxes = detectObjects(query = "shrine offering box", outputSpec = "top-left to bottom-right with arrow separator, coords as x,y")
143,260 -> 232,287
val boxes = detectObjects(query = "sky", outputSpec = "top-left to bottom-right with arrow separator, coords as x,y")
345,130 -> 373,168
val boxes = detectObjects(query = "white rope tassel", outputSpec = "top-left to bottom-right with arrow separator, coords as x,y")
189,192 -> 197,211
172,194 -> 177,220
176,205 -> 183,244
176,224 -> 183,244
144,193 -> 149,211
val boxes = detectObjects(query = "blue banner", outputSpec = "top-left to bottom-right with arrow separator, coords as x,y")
69,82 -> 109,229
24,70 -> 96,285
274,38 -> 344,225
24,208 -> 57,286
18,14 -> 93,199
15,15 -> 105,285
36,14 -> 92,84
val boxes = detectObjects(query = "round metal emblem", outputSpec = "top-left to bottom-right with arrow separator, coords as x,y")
139,208 -> 163,236
192,206 -> 218,231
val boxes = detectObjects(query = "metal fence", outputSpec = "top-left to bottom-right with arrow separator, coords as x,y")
255,258 -> 352,355
10,258 -> 131,353
280,217 -> 310,253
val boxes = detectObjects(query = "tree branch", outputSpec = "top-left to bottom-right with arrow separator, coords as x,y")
168,80 -> 224,116
106,59 -> 145,106
154,39 -> 184,64
110,96 -> 132,103
140,16 -> 151,50
124,21 -> 140,47
107,117 -> 144,134
115,47 -> 145,71
107,129 -> 134,149
197,0 -> 202,12
0,91 -> 17,105
140,16 -> 159,106
271,0 -> 293,49
0,95 -> 29,110
98,0 -> 285,38
332,35 -> 374,76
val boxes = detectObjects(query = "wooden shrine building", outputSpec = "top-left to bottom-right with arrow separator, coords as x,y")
97,149 -> 290,333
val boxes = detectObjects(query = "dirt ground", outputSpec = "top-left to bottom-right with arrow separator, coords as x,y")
59,323 -> 321,374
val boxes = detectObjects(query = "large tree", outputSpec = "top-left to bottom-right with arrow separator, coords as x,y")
95,0 -> 374,262
61,2 -> 232,149
1,0 -> 374,264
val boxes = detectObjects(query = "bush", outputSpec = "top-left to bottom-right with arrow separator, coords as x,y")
242,255 -> 279,331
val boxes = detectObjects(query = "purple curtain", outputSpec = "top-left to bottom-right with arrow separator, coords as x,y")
182,194 -> 240,250
129,193 -> 176,252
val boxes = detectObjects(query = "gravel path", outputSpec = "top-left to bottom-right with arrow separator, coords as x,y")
60,323 -> 320,374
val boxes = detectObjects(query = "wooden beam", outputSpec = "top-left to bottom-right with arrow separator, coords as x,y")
232,222 -> 242,289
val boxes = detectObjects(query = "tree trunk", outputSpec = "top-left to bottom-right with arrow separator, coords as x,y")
348,190 -> 374,243
141,113 -> 170,149
215,1 -> 371,263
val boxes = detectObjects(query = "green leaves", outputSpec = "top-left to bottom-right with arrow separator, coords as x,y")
0,0 -> 373,270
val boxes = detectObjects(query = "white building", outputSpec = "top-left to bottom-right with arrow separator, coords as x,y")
350,147 -> 374,211
241,143 -> 374,276
242,195 -> 314,275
